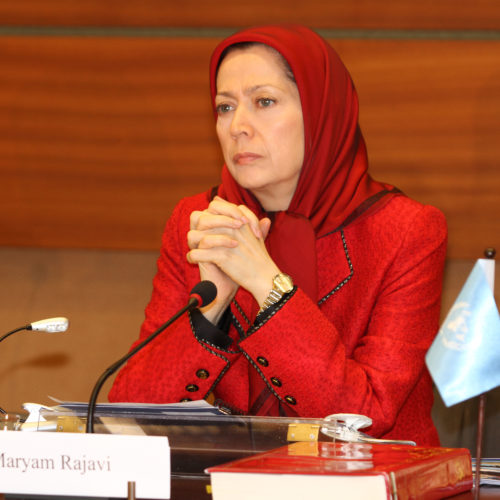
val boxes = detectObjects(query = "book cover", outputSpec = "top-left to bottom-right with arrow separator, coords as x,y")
207,441 -> 472,500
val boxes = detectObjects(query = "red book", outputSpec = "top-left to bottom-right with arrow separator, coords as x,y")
207,441 -> 472,500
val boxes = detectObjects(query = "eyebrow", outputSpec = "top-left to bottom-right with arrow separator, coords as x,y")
216,84 -> 279,98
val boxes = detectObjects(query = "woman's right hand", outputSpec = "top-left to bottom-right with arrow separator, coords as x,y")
188,198 -> 273,324
188,201 -> 246,324
188,198 -> 270,324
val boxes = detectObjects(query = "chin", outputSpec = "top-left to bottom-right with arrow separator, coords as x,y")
238,180 -> 269,195
231,171 -> 267,191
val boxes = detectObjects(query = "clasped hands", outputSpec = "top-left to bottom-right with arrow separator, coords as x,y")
187,196 -> 280,324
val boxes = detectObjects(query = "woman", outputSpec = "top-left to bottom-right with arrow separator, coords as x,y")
109,25 -> 447,446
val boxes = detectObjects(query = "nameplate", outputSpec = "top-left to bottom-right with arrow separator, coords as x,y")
0,431 -> 170,498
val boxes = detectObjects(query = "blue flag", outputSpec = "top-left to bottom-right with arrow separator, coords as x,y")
426,260 -> 500,407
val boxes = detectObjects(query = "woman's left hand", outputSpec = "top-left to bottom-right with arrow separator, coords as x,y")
187,198 -> 280,308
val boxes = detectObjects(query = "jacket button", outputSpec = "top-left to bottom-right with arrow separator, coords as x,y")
270,377 -> 282,387
180,398 -> 192,402
284,395 -> 297,405
256,356 -> 269,367
186,384 -> 199,392
196,369 -> 209,379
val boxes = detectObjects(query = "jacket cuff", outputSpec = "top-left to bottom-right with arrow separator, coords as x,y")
189,308 -> 233,349
246,286 -> 297,337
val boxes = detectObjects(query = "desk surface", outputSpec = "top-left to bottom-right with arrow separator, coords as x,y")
2,479 -> 498,499
453,489 -> 500,500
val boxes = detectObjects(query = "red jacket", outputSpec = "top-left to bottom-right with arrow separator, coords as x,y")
109,192 -> 447,446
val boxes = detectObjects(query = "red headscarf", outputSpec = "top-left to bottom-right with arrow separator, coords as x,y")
209,25 -> 393,302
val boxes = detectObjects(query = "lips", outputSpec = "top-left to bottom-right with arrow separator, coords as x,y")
233,152 -> 262,165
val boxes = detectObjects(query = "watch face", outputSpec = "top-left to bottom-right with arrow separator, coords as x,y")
274,273 -> 294,293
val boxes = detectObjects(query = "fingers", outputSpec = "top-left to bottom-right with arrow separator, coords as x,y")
259,217 -> 272,239
189,198 -> 270,261
190,209 -> 244,232
210,196 -> 246,217
187,227 -> 281,304
211,197 -> 266,240
187,246 -> 233,266
233,204 -> 263,239
187,229 -> 238,252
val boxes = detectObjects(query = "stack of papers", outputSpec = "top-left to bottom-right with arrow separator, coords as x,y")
472,458 -> 500,486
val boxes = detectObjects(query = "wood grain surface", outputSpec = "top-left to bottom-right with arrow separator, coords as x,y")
1,36 -> 498,257
1,0 -> 500,30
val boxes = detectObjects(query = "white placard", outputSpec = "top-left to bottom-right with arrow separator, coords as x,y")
0,430 -> 170,498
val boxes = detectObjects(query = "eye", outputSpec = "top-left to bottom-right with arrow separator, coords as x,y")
257,97 -> 275,108
215,103 -> 233,114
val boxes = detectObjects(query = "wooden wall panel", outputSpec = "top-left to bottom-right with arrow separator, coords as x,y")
1,37 -> 499,258
336,40 -> 500,259
1,0 -> 500,30
0,37 -> 222,249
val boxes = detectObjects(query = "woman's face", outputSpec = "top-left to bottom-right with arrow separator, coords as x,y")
215,45 -> 304,211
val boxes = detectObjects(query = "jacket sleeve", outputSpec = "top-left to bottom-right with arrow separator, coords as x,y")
237,204 -> 447,437
108,197 -> 241,403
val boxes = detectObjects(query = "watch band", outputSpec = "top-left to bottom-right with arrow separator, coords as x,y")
259,273 -> 294,314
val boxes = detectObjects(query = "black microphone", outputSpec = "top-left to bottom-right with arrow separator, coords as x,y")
85,280 -> 217,433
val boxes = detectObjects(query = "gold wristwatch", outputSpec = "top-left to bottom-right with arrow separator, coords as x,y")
259,273 -> 294,313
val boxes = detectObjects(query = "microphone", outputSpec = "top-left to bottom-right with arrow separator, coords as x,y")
0,317 -> 69,343
0,317 -> 69,414
30,317 -> 69,333
85,280 -> 217,433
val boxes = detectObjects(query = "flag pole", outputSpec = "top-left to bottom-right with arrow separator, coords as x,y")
474,392 -> 485,500
474,247 -> 496,500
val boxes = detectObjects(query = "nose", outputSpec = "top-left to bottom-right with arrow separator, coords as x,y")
230,104 -> 253,139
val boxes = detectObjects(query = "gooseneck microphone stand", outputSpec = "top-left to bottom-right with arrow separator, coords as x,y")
85,281 -> 217,433
0,317 -> 69,415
